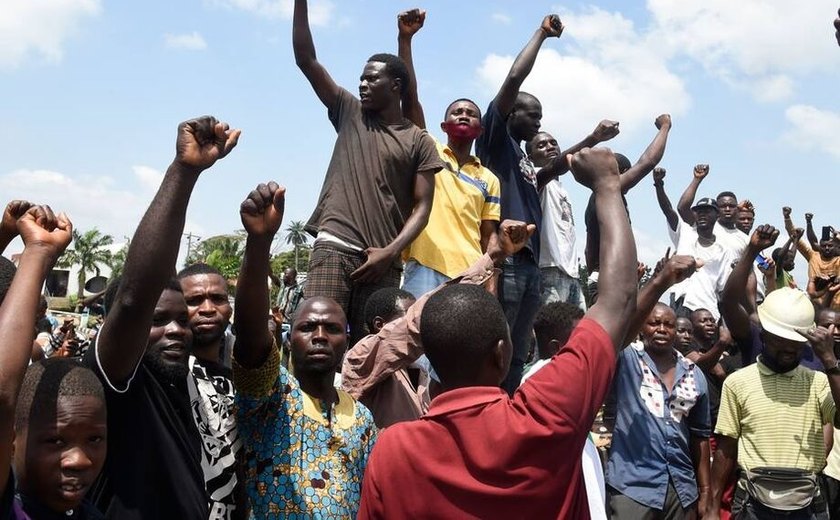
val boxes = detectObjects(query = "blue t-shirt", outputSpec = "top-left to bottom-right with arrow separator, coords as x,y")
606,343 -> 711,510
475,101 -> 542,259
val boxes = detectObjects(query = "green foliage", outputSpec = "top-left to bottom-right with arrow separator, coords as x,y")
186,234 -> 245,280
106,238 -> 130,280
271,246 -> 311,274
284,220 -> 310,272
57,228 -> 114,299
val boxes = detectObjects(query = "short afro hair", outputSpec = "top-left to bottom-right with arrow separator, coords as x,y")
0,256 -> 16,305
177,262 -> 224,280
614,153 -> 632,174
717,191 -> 737,201
533,302 -> 584,345
15,357 -> 105,431
443,98 -> 482,120
367,53 -> 409,95
364,287 -> 415,332
420,285 -> 508,386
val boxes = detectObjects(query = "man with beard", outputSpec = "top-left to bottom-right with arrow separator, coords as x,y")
232,182 -> 377,518
709,225 -> 840,519
85,116 -> 242,519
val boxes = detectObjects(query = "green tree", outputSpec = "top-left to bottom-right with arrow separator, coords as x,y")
58,228 -> 114,299
271,246 -> 311,275
284,220 -> 309,272
187,234 -> 245,280
106,238 -> 130,280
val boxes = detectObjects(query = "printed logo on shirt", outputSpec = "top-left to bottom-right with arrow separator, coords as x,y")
518,155 -> 538,190
557,194 -> 574,224
637,356 -> 699,423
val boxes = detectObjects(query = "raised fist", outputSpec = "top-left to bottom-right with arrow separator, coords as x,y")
592,120 -> 620,143
1,199 -> 33,239
693,164 -> 709,179
750,224 -> 779,251
567,147 -> 620,190
16,205 -> 73,260
655,114 -> 672,130
541,14 -> 564,37
175,116 -> 241,173
398,9 -> 426,37
653,167 -> 666,184
240,182 -> 286,238
782,206 -> 792,219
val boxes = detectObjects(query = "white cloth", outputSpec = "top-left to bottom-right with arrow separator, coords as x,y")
668,221 -> 738,320
521,359 -> 607,520
714,223 -> 748,257
538,179 -> 578,276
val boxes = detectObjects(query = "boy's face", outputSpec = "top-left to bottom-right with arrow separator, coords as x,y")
14,395 -> 107,513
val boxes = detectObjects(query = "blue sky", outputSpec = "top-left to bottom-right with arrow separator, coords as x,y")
2,0 -> 839,280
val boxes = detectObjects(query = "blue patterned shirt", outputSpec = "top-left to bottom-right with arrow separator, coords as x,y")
234,347 -> 377,518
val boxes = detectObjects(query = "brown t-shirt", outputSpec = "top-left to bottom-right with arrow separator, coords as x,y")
306,88 -> 444,249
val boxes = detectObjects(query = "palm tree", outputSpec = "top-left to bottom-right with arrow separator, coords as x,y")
58,228 -> 114,299
284,220 -> 309,271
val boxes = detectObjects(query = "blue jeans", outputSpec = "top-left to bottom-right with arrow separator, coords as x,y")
402,259 -> 451,299
539,267 -> 584,309
499,251 -> 541,395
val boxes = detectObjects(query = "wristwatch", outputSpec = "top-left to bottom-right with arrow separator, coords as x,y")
825,359 -> 840,375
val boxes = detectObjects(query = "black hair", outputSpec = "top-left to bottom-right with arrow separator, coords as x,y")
177,262 -> 224,280
0,256 -> 16,305
771,247 -> 784,263
420,285 -> 508,386
532,302 -> 584,345
15,357 -> 105,431
513,91 -> 540,110
367,53 -> 409,95
614,153 -> 632,174
363,287 -> 415,332
443,98 -> 482,120
524,131 -> 555,156
717,191 -> 737,201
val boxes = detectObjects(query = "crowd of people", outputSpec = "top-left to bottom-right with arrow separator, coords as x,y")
1,3 -> 840,519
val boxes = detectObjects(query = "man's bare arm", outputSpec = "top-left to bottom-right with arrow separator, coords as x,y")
494,15 -> 563,117
619,114 -> 671,193
537,119 -> 620,189
676,164 -> 709,226
397,9 -> 426,129
568,148 -> 638,349
805,213 -> 820,250
293,0 -> 341,109
692,436 -> 712,517
351,170 -> 435,284
652,167 -> 679,232
0,207 -> 71,496
98,117 -> 240,385
0,200 -> 33,255
707,435 -> 738,519
234,183 -> 286,369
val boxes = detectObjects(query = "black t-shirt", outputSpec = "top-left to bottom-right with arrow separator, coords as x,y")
1,470 -> 103,520
584,193 -> 630,271
83,351 -> 207,520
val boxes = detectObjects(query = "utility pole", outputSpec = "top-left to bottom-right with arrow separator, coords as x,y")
183,232 -> 201,264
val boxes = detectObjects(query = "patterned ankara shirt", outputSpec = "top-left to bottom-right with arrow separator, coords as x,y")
234,347 -> 378,518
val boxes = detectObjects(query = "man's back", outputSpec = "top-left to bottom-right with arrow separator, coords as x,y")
358,319 -> 614,519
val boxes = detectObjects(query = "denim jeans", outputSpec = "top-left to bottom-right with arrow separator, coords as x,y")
539,266 -> 585,309
499,251 -> 541,395
402,259 -> 451,299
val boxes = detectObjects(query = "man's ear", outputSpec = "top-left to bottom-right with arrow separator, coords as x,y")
547,338 -> 561,356
391,77 -> 402,94
372,316 -> 385,334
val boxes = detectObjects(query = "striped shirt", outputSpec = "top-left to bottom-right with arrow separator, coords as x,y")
716,357 -> 835,472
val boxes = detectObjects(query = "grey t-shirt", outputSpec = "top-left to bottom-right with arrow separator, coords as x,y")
306,88 -> 444,249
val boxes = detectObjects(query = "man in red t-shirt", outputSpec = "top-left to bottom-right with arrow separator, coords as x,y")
358,147 -> 639,519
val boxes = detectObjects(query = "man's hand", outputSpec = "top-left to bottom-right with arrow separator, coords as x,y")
693,164 -> 710,180
488,220 -> 536,265
655,113 -> 672,130
834,9 -> 840,46
566,147 -> 620,190
757,256 -> 776,276
1,200 -> 33,239
657,254 -> 704,287
591,119 -> 620,143
240,182 -> 286,238
350,247 -> 396,284
174,116 -> 241,173
16,205 -> 73,260
540,14 -> 564,37
800,324 -> 837,364
805,212 -> 814,222
749,224 -> 779,252
717,325 -> 733,347
782,206 -> 792,219
794,227 -> 805,240
398,9 -> 425,38
653,167 -> 666,184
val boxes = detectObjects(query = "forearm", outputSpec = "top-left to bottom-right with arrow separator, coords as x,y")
621,126 -> 670,192
677,177 -> 701,225
537,134 -> 599,189
0,232 -> 13,255
398,34 -> 425,128
495,29 -> 548,114
692,436 -> 712,488
292,0 -> 317,67
385,187 -> 433,257
479,220 -> 497,253
655,183 -> 679,231
807,220 -> 819,247
692,342 -> 726,372
234,235 -> 274,369
709,439 -> 737,511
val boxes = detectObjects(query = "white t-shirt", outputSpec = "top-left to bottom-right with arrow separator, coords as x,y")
714,223 -> 748,257
521,359 -> 607,520
668,221 -> 738,321
539,178 -> 577,276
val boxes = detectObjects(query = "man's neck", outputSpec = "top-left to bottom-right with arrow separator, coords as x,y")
296,370 -> 339,404
719,221 -> 735,230
375,103 -> 404,125
446,138 -> 474,167
646,346 -> 677,370
697,229 -> 716,243
193,339 -> 223,364
693,336 -> 714,351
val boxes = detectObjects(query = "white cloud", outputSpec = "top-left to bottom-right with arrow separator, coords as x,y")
477,7 -> 691,142
491,13 -> 512,25
782,104 -> 840,161
646,0 -> 838,101
0,0 -> 101,68
164,31 -> 207,51
210,0 -> 334,26
132,165 -> 164,191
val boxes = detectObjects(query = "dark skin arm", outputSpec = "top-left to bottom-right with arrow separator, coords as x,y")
397,9 -> 426,129
721,224 -> 779,347
479,219 -> 497,253
0,200 -> 33,255
707,435 -> 738,519
653,167 -> 679,232
350,170 -> 435,284
688,327 -> 731,373
293,0 -> 341,110
804,323 -> 840,428
0,206 -> 72,496
567,147 -> 638,349
97,117 -> 240,384
493,15 -> 564,117
536,119 -> 620,190
618,114 -> 672,194
677,164 -> 709,226
805,213 -> 820,250
691,436 -> 712,517
234,183 -> 286,369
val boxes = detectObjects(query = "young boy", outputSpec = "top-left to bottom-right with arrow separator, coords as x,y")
0,204 -> 107,519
